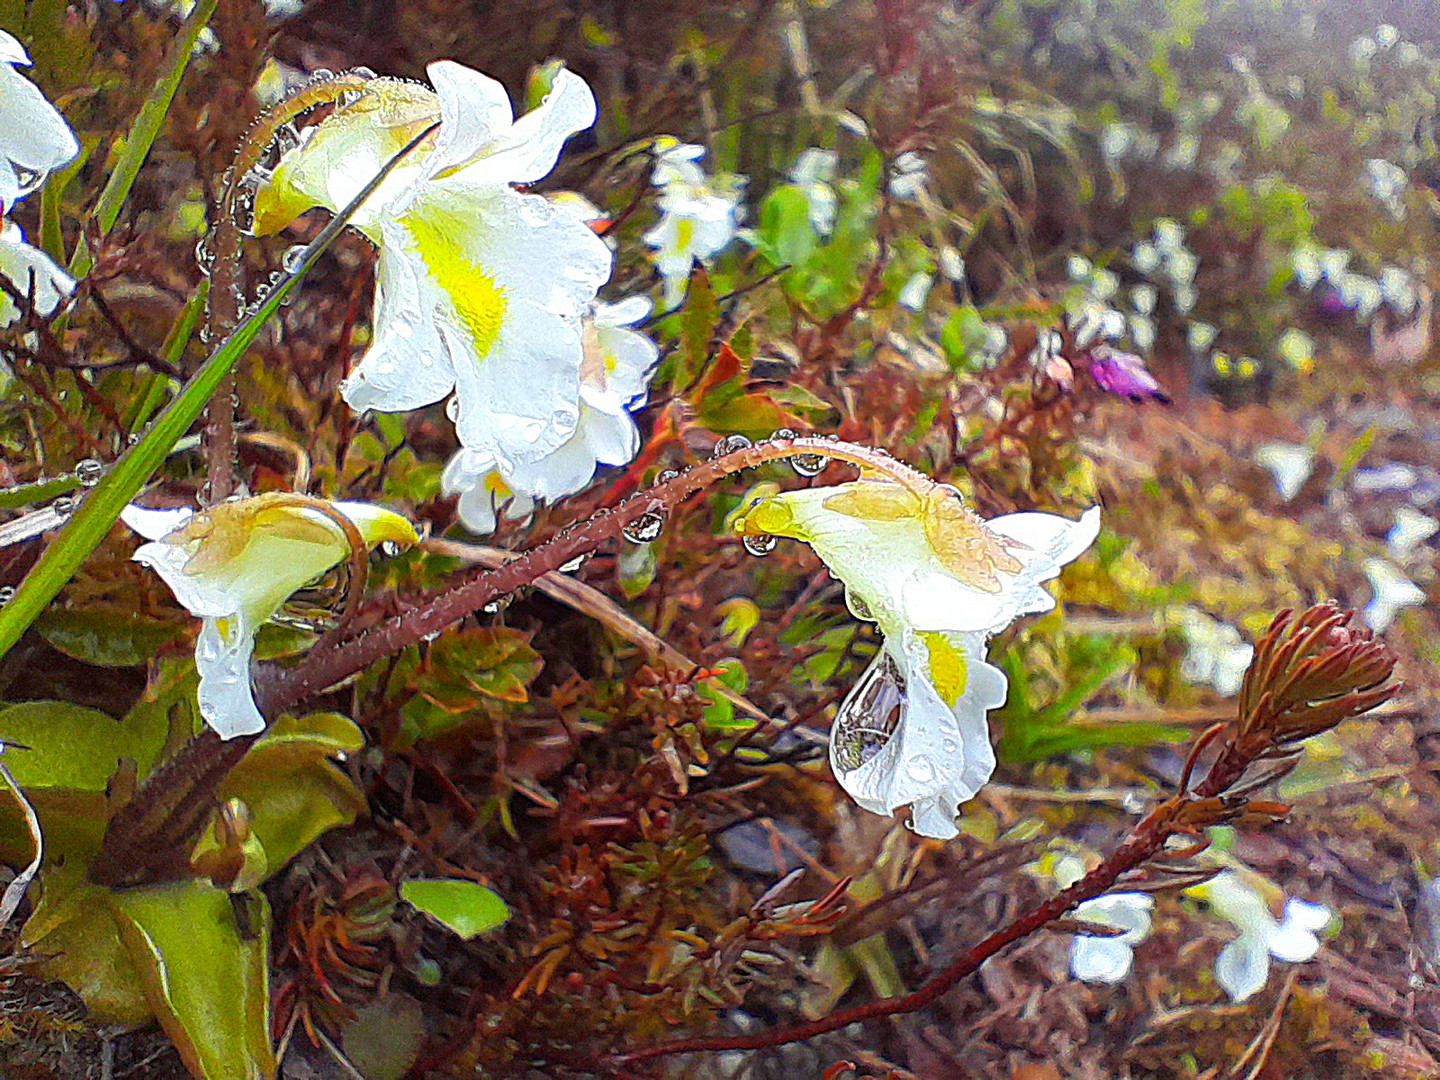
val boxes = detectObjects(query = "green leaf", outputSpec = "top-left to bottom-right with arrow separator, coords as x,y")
755,184 -> 818,268
401,878 -> 509,939
677,266 -> 718,386
36,606 -> 188,668
940,306 -> 991,372
219,712 -> 366,872
110,882 -> 274,1080
698,659 -> 751,731
341,994 -> 427,1080
0,700 -> 164,792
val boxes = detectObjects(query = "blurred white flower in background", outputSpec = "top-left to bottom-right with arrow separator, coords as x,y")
1362,557 -> 1426,632
1050,855 -> 1154,984
0,221 -> 72,328
1387,507 -> 1439,560
888,150 -> 928,200
1188,871 -> 1331,1002
1177,607 -> 1253,697
644,140 -> 745,308
788,147 -> 838,236
1255,442 -> 1315,501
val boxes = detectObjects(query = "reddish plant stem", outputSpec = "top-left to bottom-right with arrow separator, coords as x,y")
605,691 -> 1257,1066
254,436 -> 906,717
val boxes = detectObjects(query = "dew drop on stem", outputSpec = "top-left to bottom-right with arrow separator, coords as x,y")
712,434 -> 753,458
282,244 -> 307,273
0,586 -> 14,606
74,459 -> 104,488
742,532 -> 778,556
622,510 -> 666,544
653,468 -> 680,487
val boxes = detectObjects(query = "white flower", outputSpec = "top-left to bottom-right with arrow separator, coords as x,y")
252,62 -> 613,472
0,30 -> 79,213
1177,607 -> 1253,697
1048,854 -> 1154,983
443,296 -> 658,533
441,450 -> 534,535
733,478 -> 1098,838
1362,557 -> 1426,632
642,141 -> 744,308
788,147 -> 838,236
1255,442 -> 1314,501
1336,272 -> 1384,322
888,151 -> 928,200
897,271 -> 932,310
1291,245 -> 1322,290
122,495 -> 418,738
938,245 -> 965,283
1131,284 -> 1158,315
1363,158 -> 1408,217
1070,893 -> 1155,983
1187,321 -> 1218,351
1190,871 -> 1331,1002
1131,242 -> 1161,274
0,220 -> 72,327
1380,265 -> 1419,315
1276,328 -> 1315,372
1387,506 -> 1439,559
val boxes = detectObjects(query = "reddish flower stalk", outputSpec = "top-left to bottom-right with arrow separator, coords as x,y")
602,603 -> 1398,1070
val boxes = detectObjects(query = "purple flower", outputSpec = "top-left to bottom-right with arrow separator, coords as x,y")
1086,345 -> 1171,403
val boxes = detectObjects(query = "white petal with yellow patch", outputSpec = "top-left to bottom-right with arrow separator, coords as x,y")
830,627 -> 1007,839
0,30 -> 79,213
346,177 -> 611,466
121,498 -> 417,738
0,221 -> 74,327
442,447 -> 535,536
742,483 -> 1099,636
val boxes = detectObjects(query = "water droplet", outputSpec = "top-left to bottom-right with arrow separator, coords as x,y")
445,396 -> 460,421
772,427 -> 798,441
310,67 -> 335,80
350,66 -> 378,79
558,554 -> 588,572
941,737 -> 959,754
338,88 -> 364,107
831,651 -> 906,773
0,586 -> 14,605
742,532 -> 778,556
51,495 -> 76,519
712,434 -> 753,458
12,166 -> 42,197
652,468 -> 680,487
905,757 -> 935,783
378,539 -> 403,558
790,448 -> 828,478
272,123 -> 303,155
281,244 -> 307,273
421,629 -> 441,643
195,234 -> 215,275
622,510 -> 666,544
74,459 -> 103,487
844,587 -> 872,621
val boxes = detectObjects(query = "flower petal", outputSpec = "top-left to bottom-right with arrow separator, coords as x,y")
340,234 -> 458,415
450,66 -> 596,186
1215,934 -> 1271,1002
422,60 -> 515,179
0,221 -> 74,326
1069,935 -> 1135,984
195,613 -> 266,739
1266,899 -> 1328,962
0,30 -> 29,65
121,504 -> 195,541
0,60 -> 79,211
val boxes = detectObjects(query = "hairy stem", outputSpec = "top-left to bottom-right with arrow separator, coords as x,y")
201,73 -> 374,504
255,436 -> 911,716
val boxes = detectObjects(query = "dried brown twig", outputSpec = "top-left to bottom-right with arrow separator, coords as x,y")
603,603 -> 1399,1069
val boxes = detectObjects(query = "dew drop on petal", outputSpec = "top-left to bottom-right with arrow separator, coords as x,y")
742,532 -> 778,556
831,651 -> 907,773
74,459 -> 104,488
906,756 -> 935,783
843,587 -> 873,621
712,434 -> 753,458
